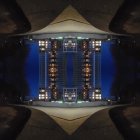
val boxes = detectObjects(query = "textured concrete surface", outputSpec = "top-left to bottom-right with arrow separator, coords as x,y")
50,115 -> 90,135
0,0 -> 139,34
30,106 -> 110,134
0,105 -> 30,140
17,108 -> 67,140
109,105 -> 140,140
17,106 -> 123,140
30,106 -> 110,120
31,5 -> 109,34
122,106 -> 140,138
0,0 -> 124,34
72,108 -> 123,140
0,106 -> 17,132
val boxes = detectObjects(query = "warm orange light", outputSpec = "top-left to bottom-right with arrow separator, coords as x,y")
86,67 -> 90,73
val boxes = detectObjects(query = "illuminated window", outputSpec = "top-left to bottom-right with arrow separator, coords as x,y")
39,38 -> 102,102
39,94 -> 45,99
95,94 -> 101,100
39,91 -> 49,100
39,40 -> 48,51
92,40 -> 101,51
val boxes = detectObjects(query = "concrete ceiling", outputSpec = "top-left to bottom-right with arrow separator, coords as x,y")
0,0 -> 139,36
30,5 -> 109,34
109,0 -> 140,34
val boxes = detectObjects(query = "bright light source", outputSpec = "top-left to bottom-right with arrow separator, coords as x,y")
39,94 -> 45,99
39,40 -> 48,48
64,94 -> 68,97
95,48 -> 100,51
58,101 -> 63,104
92,40 -> 102,48
58,37 -> 63,39
40,48 -> 45,51
40,89 -> 45,92
72,94 -> 76,97
77,101 -> 82,103
95,89 -> 100,92
77,37 -> 82,39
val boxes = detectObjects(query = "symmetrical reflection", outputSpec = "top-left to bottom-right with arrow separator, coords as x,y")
38,38 -> 101,102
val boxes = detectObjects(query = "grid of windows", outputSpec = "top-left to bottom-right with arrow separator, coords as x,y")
38,38 -> 102,101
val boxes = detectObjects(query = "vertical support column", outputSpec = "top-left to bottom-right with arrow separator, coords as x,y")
38,40 -> 49,101
39,47 -> 45,100
91,40 -> 102,101
95,50 -> 101,89
93,50 -> 96,89
45,51 -> 47,90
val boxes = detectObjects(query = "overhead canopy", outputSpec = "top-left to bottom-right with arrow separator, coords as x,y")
30,5 -> 110,34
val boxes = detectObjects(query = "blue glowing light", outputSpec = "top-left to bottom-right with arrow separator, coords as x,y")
67,53 -> 74,87
24,41 -> 39,98
101,41 -> 116,99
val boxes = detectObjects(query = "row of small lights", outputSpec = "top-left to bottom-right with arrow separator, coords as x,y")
38,40 -> 50,99
64,93 -> 76,98
92,41 -> 101,100
49,41 -> 58,100
82,40 -> 91,99
38,39 -> 101,49
64,42 -> 77,47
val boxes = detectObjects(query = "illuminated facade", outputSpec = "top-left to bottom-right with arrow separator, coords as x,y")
38,38 -> 101,102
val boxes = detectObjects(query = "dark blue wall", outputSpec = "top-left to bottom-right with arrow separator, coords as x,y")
25,40 -> 39,98
101,41 -> 116,99
66,53 -> 74,87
